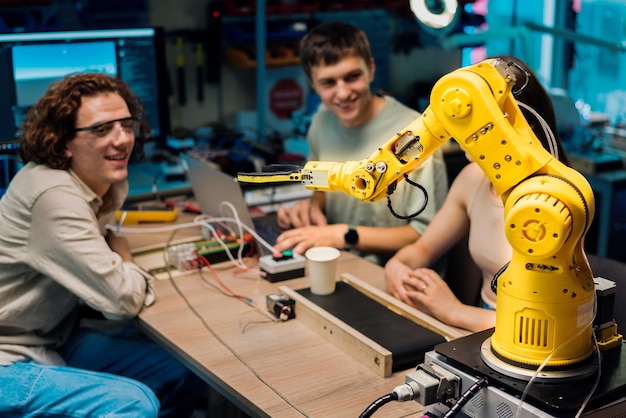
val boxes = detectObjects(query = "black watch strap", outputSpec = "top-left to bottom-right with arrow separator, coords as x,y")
344,225 -> 359,250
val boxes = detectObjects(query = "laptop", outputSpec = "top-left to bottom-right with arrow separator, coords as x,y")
179,153 -> 282,255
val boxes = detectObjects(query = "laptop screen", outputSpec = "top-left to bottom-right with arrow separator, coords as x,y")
179,153 -> 280,255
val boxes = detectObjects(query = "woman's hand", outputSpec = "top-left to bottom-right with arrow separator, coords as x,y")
404,268 -> 469,327
384,258 -> 420,308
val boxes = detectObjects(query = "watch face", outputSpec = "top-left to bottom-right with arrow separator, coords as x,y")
345,228 -> 359,245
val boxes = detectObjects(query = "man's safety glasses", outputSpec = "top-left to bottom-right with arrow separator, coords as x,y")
74,117 -> 140,138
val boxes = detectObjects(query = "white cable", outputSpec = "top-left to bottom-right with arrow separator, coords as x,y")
219,201 -> 248,263
115,211 -> 128,233
106,205 -> 278,275
197,221 -> 250,271
574,332 -> 602,418
108,216 -> 276,255
517,100 -> 559,160
514,290 -> 600,418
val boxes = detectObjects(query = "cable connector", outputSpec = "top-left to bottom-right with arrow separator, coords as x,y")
266,293 -> 295,320
393,381 -> 420,402
167,242 -> 198,271
405,362 -> 460,406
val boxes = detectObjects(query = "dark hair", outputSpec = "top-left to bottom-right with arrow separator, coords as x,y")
19,72 -> 150,169
299,21 -> 372,82
494,55 -> 570,166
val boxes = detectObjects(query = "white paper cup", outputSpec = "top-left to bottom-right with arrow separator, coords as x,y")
305,246 -> 341,295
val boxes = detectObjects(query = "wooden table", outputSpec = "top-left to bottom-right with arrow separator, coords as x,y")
123,215 -> 465,418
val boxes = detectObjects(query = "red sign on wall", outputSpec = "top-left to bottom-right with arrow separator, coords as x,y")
269,79 -> 304,119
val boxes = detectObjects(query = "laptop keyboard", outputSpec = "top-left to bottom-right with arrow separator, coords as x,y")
252,214 -> 283,247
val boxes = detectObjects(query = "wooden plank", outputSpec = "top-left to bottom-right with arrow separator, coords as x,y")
278,272 -> 470,380
278,285 -> 393,378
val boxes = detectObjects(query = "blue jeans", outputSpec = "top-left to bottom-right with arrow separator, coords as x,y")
0,323 -> 205,417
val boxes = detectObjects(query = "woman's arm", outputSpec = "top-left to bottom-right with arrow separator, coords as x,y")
403,267 -> 495,332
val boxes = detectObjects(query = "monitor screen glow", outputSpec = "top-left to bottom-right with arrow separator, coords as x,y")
0,28 -> 170,148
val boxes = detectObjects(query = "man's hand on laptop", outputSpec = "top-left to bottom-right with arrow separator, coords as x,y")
273,223 -> 346,255
276,200 -> 326,229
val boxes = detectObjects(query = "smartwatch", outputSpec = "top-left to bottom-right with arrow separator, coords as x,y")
344,225 -> 359,250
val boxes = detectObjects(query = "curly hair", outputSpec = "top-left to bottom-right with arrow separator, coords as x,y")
19,72 -> 151,169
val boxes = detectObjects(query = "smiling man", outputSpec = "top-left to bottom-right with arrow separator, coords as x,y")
274,21 -> 449,266
0,73 -> 203,417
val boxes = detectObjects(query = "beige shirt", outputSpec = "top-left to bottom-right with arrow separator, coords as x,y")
464,163 -> 510,308
0,162 -> 155,366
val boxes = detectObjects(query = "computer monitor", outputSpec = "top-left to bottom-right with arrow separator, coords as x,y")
0,27 -> 171,150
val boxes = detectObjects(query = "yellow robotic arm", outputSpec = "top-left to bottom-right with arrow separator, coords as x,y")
236,114 -> 447,203
239,58 -> 606,370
